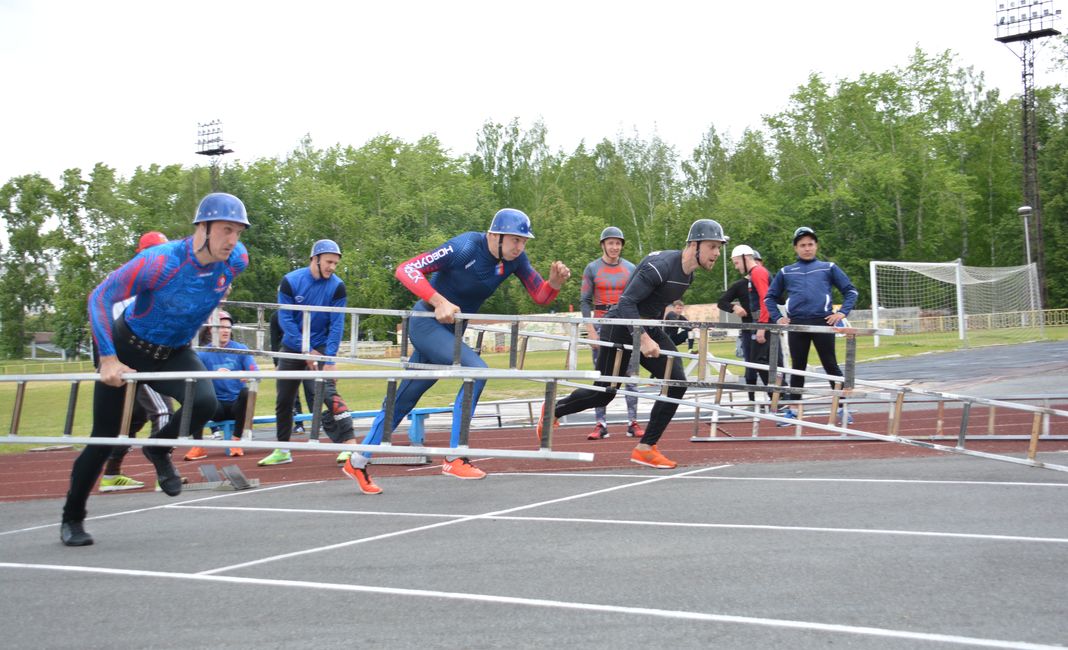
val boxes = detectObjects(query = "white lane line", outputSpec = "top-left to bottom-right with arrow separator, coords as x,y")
173,504 -> 459,519
403,465 -> 442,473
504,472 -> 1068,487
0,562 -> 1059,650
171,504 -> 1068,545
690,477 -> 1068,487
0,481 -> 322,537
197,464 -> 731,575
487,515 -> 1068,544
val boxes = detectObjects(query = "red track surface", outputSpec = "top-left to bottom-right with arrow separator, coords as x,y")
4,404 -> 1067,503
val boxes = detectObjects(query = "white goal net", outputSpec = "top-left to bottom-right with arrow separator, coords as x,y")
868,260 -> 1043,347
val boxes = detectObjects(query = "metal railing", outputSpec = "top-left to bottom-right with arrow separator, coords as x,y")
8,301 -> 1067,475
2,367 -> 598,463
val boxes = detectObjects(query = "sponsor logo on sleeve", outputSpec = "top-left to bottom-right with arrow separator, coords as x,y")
403,245 -> 454,283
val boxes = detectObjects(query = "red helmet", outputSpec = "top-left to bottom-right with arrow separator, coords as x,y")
137,231 -> 168,253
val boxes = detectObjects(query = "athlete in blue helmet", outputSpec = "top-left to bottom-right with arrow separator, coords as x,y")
343,208 -> 571,494
61,192 -> 250,546
260,239 -> 358,467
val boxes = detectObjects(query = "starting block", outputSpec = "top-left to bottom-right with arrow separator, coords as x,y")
198,464 -> 223,482
221,464 -> 253,490
193,464 -> 258,491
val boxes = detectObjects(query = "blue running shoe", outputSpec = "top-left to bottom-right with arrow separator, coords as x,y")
837,407 -> 854,425
776,407 -> 797,427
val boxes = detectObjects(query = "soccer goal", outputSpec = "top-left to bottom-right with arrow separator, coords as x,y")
869,259 -> 1043,347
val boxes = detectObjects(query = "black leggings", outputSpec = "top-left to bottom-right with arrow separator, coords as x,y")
104,385 -> 173,473
274,348 -> 353,443
748,331 -> 784,400
211,387 -> 252,438
554,323 -> 686,446
63,341 -> 217,523
784,318 -> 843,402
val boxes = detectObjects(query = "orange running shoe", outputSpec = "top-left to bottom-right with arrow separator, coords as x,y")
228,446 -> 244,457
183,446 -> 208,461
536,402 -> 558,445
629,446 -> 677,469
342,457 -> 382,495
441,457 -> 486,480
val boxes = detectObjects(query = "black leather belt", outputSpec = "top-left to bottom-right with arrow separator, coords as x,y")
114,316 -> 177,360
594,304 -> 613,312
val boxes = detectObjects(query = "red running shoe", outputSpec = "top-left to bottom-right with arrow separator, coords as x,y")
587,422 -> 609,440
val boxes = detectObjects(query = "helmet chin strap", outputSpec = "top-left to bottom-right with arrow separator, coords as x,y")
196,222 -> 213,256
601,240 -> 623,262
496,233 -> 504,262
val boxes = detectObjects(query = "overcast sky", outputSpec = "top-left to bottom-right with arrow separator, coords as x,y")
1,0 -> 1064,187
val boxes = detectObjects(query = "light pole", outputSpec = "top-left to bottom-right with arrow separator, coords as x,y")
1019,205 -> 1033,267
995,0 -> 1061,304
196,119 -> 234,192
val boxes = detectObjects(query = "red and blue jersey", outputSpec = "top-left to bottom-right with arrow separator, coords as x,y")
396,231 -> 558,313
580,257 -> 635,318
89,238 -> 248,357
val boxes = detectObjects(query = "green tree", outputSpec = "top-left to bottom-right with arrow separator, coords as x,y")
0,174 -> 57,357
1036,86 -> 1068,307
51,168 -> 93,355
681,125 -> 731,209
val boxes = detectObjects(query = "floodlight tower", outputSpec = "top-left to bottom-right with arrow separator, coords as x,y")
994,0 -> 1061,306
195,119 -> 234,192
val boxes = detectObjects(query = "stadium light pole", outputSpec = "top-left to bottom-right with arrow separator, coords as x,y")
1018,205 -> 1033,267
196,119 -> 234,192
994,0 -> 1061,306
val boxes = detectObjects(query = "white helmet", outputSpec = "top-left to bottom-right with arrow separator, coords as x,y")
730,244 -> 755,259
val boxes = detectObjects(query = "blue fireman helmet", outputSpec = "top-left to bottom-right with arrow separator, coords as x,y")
310,239 -> 342,258
489,208 -> 535,239
193,193 -> 251,227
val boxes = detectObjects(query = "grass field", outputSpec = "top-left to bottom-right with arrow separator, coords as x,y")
2,326 -> 1065,453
